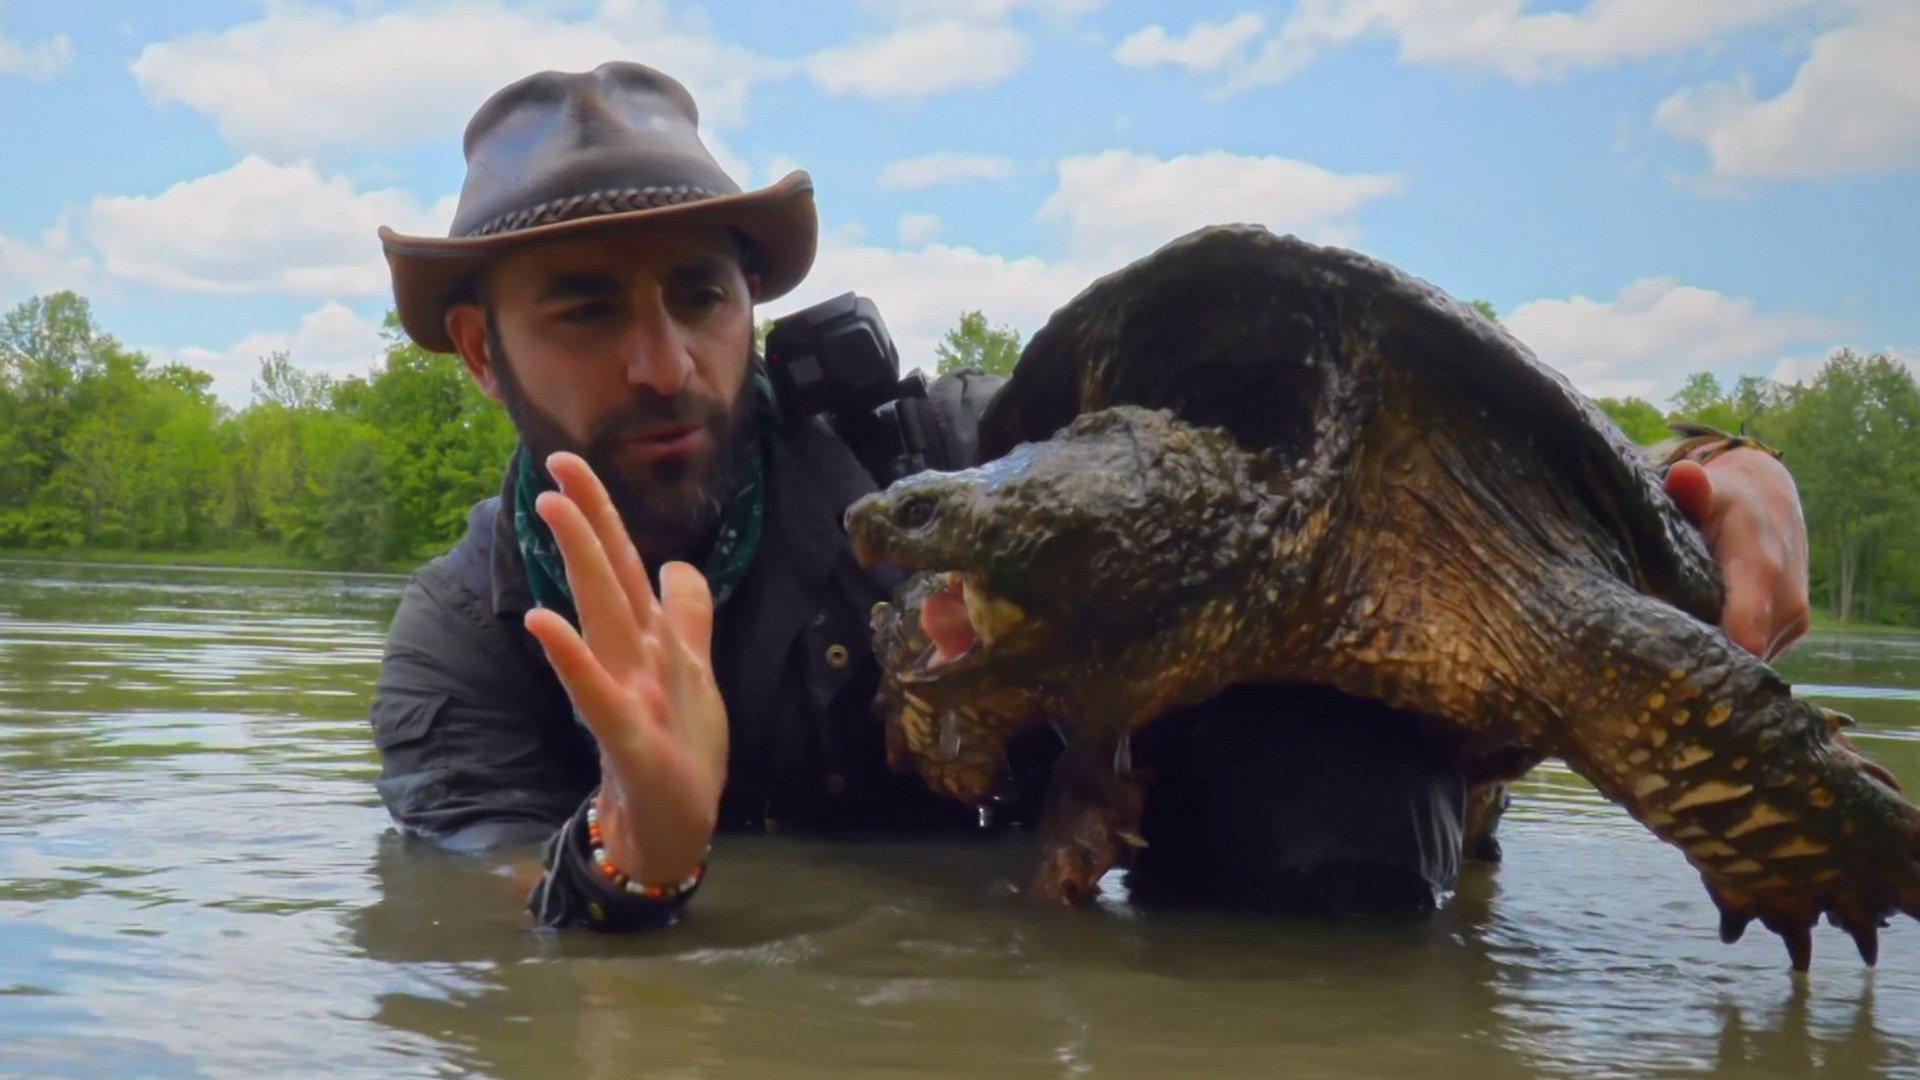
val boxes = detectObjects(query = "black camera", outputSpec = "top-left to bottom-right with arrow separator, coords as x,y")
764,292 -> 933,483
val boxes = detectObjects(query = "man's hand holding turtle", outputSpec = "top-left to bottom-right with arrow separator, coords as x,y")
1666,446 -> 1811,660
522,452 -> 728,888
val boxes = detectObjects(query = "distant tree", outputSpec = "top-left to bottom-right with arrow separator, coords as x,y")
0,291 -> 119,505
339,315 -> 517,559
252,351 -> 334,410
1467,299 -> 1500,324
933,310 -> 1022,376
1730,374 -> 1788,434
0,291 -> 108,380
1767,350 -> 1920,623
312,434 -> 393,568
1666,372 -> 1743,433
1593,396 -> 1670,445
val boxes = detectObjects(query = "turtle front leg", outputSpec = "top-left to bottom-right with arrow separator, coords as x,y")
1544,577 -> 1920,971
1032,729 -> 1149,905
1463,783 -> 1511,864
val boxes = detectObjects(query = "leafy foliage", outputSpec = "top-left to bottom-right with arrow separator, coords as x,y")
933,310 -> 1022,376
0,292 -> 514,568
1594,396 -> 1670,444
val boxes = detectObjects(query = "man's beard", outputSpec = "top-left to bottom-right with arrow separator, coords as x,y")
488,314 -> 764,563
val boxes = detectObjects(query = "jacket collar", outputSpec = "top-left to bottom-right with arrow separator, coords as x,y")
489,445 -> 535,620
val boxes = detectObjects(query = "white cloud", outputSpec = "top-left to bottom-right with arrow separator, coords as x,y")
1112,13 -> 1266,73
877,152 -> 1016,189
0,3 -> 71,80
83,157 -> 453,297
771,228 -> 1096,371
1126,1 -> 1812,93
1038,149 -> 1402,262
129,0 -> 776,159
898,212 -> 943,245
805,19 -> 1027,100
169,301 -> 389,405
1655,3 -> 1920,179
1503,276 -> 1842,399
777,145 -> 1400,368
0,222 -> 92,304
857,0 -> 1104,19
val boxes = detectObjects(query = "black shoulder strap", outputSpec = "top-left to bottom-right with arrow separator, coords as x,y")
916,368 -> 1008,469
830,368 -> 1009,484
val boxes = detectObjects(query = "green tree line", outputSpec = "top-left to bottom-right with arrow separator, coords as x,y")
0,292 -> 513,570
6,290 -> 1919,627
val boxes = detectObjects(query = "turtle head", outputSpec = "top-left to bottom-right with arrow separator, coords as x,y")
846,405 -> 1276,700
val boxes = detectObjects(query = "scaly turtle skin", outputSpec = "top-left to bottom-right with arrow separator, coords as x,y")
845,226 -> 1920,970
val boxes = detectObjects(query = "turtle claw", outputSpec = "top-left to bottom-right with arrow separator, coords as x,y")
1720,910 -> 1752,945
1705,879 -> 1756,944
1781,922 -> 1814,973
1830,904 -> 1892,967
1758,908 -> 1817,972
1849,922 -> 1881,967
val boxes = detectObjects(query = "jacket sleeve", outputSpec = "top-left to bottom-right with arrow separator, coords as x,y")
525,794 -> 695,931
370,572 -> 594,853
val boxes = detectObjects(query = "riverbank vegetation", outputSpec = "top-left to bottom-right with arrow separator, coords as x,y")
3,290 -> 1918,624
0,292 -> 510,571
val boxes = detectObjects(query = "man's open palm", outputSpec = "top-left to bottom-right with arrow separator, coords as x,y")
523,452 -> 728,886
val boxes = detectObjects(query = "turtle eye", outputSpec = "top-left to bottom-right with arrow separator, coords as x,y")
894,493 -> 939,531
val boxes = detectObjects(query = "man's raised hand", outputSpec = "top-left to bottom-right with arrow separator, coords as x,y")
522,452 -> 728,886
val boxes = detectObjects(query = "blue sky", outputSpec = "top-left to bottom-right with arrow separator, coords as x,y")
0,0 -> 1914,404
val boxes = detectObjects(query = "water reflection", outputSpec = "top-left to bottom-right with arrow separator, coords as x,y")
3,558 -> 1920,1078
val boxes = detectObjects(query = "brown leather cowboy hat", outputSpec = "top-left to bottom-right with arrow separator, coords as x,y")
380,61 -> 816,353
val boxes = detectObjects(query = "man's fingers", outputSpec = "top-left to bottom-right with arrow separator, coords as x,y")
524,607 -> 632,741
1664,459 -> 1715,528
536,490 -> 645,675
1718,557 -> 1774,658
660,561 -> 715,659
547,452 -> 659,639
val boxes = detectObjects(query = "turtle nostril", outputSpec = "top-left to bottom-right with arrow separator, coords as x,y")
895,493 -> 939,531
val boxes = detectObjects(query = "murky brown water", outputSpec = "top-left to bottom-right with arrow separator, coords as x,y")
3,558 -> 1918,1078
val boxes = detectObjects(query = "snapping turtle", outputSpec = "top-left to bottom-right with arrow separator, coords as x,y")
845,226 -> 1920,970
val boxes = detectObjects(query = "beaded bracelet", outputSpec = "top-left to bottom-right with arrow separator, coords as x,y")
585,803 -> 707,901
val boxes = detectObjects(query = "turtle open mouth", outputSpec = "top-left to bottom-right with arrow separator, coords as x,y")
886,569 -> 1031,680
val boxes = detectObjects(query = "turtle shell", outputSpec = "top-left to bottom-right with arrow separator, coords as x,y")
976,225 -> 1723,623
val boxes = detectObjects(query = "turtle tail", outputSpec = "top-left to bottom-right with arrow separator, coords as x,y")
1545,577 -> 1920,972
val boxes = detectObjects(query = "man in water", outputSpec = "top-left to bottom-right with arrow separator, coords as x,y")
370,61 -> 1812,928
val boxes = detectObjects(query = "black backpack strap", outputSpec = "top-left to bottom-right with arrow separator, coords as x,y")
828,368 -> 1009,484
915,368 -> 1007,470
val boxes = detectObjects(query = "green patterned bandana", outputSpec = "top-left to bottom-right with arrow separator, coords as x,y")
513,368 -> 779,616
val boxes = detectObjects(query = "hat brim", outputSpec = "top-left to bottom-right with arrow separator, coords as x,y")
380,170 -> 817,353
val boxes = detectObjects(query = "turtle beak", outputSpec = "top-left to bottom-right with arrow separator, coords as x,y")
844,494 -> 890,567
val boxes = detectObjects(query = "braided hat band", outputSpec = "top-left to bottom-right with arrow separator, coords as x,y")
469,185 -> 721,238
